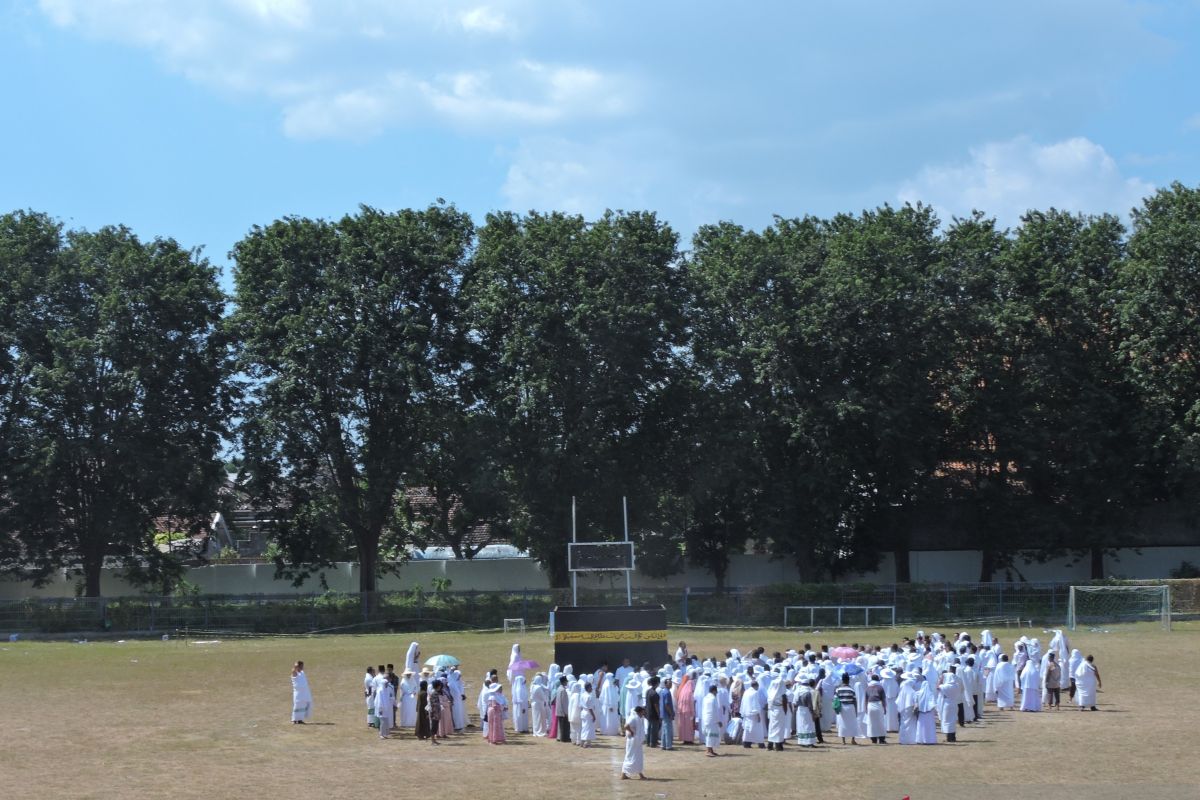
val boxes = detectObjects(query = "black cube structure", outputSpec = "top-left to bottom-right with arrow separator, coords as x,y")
552,604 -> 668,675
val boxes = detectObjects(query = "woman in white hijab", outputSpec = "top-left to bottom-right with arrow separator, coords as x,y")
448,669 -> 466,731
1068,649 -> 1084,702
896,673 -> 918,744
404,642 -> 420,675
511,674 -> 530,732
507,643 -> 521,683
399,669 -> 419,728
579,682 -> 597,747
993,655 -> 1016,709
765,675 -> 789,750
913,673 -> 938,744
568,679 -> 584,745
599,674 -> 621,736
530,674 -> 550,736
1019,658 -> 1042,712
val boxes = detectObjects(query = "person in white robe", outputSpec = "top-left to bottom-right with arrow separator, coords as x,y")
599,674 -> 621,736
622,675 -> 643,723
993,655 -> 1016,710
579,684 -> 597,747
399,670 -> 418,728
370,667 -> 389,729
959,660 -> 978,723
1074,655 -> 1100,711
568,680 -> 583,745
701,684 -> 723,755
937,669 -> 961,741
864,676 -> 887,743
1068,649 -> 1084,702
614,659 -> 634,712
818,669 -> 838,733
404,642 -> 420,675
792,680 -> 818,748
897,674 -> 918,745
766,676 -> 789,750
913,674 -> 937,744
621,707 -> 647,780
291,661 -> 313,724
477,679 -> 494,737
374,677 -> 395,738
511,674 -> 530,732
448,670 -> 466,731
882,669 -> 900,732
363,666 -> 376,727
740,680 -> 766,747
506,643 -> 520,683
530,674 -> 550,736
1019,659 -> 1042,712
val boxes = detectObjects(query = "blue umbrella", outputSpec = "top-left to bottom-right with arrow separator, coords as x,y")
841,663 -> 864,676
425,654 -> 460,669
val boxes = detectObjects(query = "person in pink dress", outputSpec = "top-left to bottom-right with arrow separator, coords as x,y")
438,681 -> 453,737
676,670 -> 696,744
486,690 -> 507,744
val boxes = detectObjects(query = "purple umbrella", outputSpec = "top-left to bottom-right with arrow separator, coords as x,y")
510,658 -> 540,671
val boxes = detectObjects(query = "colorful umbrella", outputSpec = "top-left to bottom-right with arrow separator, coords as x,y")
510,658 -> 540,671
424,654 -> 460,668
830,646 -> 859,661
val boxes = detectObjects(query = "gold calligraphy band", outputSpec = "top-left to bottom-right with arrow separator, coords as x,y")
553,630 -> 668,644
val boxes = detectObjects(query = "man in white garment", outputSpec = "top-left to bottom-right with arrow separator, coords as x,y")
993,655 -> 1016,709
291,661 -> 312,724
1074,655 -> 1101,711
579,682 -> 597,747
937,667 -> 961,742
370,665 -> 389,730
599,673 -> 621,735
740,679 -> 766,748
621,706 -> 647,780
701,684 -> 722,756
478,678 -> 494,737
363,666 -> 376,728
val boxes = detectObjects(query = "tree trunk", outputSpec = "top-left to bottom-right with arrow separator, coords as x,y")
83,555 -> 103,598
894,547 -> 911,583
979,549 -> 996,583
1090,547 -> 1104,579
358,531 -> 380,593
713,559 -> 728,594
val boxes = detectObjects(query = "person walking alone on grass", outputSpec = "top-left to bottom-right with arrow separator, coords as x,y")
1074,655 -> 1101,711
622,706 -> 647,780
291,661 -> 312,725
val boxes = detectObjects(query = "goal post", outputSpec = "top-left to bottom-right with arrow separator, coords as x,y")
783,605 -> 896,629
1067,585 -> 1170,631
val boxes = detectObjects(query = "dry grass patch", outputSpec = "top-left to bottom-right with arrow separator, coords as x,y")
1,622 -> 1196,799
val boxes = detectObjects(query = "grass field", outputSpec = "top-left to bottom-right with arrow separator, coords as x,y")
1,622 -> 1197,800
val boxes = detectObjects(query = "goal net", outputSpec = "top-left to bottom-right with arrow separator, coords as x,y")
1067,585 -> 1170,631
502,618 -> 526,634
783,605 -> 896,629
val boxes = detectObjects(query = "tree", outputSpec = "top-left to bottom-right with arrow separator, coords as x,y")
462,210 -> 686,586
1117,183 -> 1200,503
0,212 -> 229,596
230,204 -> 473,594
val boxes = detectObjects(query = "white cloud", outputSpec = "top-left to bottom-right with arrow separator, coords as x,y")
1185,113 -> 1200,131
458,6 -> 511,34
898,136 -> 1154,226
36,0 -> 632,141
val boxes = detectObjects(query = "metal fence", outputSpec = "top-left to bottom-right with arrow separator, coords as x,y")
5,580 -> 1190,636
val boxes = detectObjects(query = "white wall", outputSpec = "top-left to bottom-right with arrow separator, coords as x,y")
2,546 -> 1196,599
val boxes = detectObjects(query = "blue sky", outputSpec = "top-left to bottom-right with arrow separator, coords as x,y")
3,0 -> 1199,285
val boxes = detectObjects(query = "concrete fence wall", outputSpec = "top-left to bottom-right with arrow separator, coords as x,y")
2,545 -> 1197,599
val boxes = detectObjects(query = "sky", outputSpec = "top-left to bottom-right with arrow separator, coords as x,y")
3,0 -> 1200,286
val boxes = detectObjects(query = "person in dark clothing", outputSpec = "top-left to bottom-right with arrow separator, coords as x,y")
416,680 -> 431,739
644,677 -> 662,748
555,676 -> 571,743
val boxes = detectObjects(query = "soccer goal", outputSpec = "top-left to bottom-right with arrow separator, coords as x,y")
503,618 -> 526,634
1066,585 -> 1170,631
783,605 -> 896,629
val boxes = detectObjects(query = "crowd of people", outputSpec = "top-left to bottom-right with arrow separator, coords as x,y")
289,628 -> 1104,780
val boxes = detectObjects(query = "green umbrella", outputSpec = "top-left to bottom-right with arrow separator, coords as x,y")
424,654 -> 460,669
